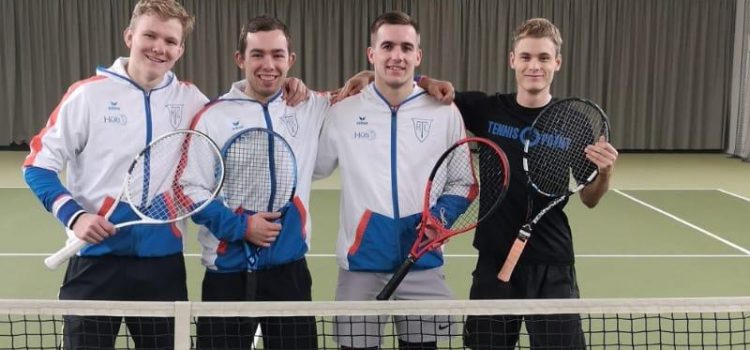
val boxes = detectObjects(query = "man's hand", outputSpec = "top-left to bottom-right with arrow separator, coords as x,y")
419,76 -> 455,105
330,70 -> 373,104
584,136 -> 618,177
244,211 -> 282,247
72,213 -> 115,244
282,77 -> 309,107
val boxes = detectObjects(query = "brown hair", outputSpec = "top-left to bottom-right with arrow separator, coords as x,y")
369,11 -> 420,45
129,0 -> 195,43
512,18 -> 562,55
237,15 -> 293,54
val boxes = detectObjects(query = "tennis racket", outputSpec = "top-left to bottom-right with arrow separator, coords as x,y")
376,137 -> 510,300
221,127 -> 297,269
44,129 -> 224,269
497,97 -> 610,282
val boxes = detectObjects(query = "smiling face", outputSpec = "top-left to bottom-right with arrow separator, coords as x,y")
235,29 -> 296,102
368,23 -> 422,92
124,12 -> 185,90
510,36 -> 561,97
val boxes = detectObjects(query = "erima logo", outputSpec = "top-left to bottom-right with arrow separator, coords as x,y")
103,114 -> 127,125
231,120 -> 243,131
488,121 -> 571,150
356,115 -> 368,126
107,101 -> 120,111
354,129 -> 376,140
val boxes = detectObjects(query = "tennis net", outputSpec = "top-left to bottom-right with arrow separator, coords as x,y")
1,297 -> 749,349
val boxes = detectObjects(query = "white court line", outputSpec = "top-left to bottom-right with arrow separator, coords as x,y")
718,188 -> 750,203
3,253 -> 749,258
614,189 -> 750,256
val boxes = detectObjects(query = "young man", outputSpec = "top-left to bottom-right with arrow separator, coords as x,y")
430,18 -> 618,350
190,15 -> 327,350
314,11 -> 470,350
23,1 -> 212,348
337,18 -> 618,350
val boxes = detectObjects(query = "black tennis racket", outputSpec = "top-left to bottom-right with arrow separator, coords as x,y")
376,137 -> 510,300
498,97 -> 610,282
221,127 -> 298,269
45,130 -> 225,269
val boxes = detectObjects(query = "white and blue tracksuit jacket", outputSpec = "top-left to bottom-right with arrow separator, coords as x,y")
314,83 -> 469,272
191,80 -> 329,272
23,58 -> 210,258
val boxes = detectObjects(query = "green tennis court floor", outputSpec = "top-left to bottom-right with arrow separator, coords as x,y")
1,152 -> 749,300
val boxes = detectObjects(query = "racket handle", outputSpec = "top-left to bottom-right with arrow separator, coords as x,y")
44,239 -> 87,270
376,257 -> 416,300
497,230 -> 530,282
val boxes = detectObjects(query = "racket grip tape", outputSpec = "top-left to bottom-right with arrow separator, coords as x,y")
497,233 -> 529,282
44,239 -> 87,270
376,257 -> 416,300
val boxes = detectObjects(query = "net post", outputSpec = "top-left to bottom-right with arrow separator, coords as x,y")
173,301 -> 191,349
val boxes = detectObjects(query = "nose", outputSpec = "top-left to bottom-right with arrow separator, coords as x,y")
260,54 -> 274,69
151,40 -> 165,55
390,47 -> 404,62
528,59 -> 541,70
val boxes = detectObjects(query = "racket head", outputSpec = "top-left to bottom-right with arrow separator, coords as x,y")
124,129 -> 225,224
411,137 -> 510,258
220,127 -> 298,213
523,97 -> 610,197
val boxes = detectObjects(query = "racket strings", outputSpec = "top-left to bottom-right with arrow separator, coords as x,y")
127,132 -> 223,221
223,129 -> 296,213
527,100 -> 606,196
428,141 -> 508,233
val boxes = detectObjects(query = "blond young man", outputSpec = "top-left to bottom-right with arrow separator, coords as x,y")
24,1 -> 207,348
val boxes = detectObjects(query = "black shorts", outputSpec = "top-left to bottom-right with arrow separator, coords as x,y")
196,258 -> 317,350
463,254 -> 585,350
59,254 -> 187,350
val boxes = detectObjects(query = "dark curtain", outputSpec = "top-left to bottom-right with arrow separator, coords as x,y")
0,0 -> 737,150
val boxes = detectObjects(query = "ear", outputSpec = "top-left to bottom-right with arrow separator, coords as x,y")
414,48 -> 423,67
509,51 -> 516,69
234,51 -> 244,69
367,47 -> 375,65
174,43 -> 185,61
554,54 -> 562,71
124,27 -> 133,49
288,51 -> 297,68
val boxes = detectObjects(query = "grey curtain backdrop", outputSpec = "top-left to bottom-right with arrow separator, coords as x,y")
0,0 -> 738,150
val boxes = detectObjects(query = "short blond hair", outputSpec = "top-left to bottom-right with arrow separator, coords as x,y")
512,18 -> 562,55
129,0 -> 195,43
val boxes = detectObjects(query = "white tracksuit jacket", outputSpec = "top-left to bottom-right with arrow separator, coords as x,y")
314,83 -> 467,272
23,57 -> 208,257
191,80 -> 329,272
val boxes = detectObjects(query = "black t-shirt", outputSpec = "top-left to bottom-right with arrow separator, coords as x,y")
455,92 -> 575,265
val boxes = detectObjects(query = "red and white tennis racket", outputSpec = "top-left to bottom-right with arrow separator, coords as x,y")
376,137 -> 510,300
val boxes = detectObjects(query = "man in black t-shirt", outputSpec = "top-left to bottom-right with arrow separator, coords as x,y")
335,18 -> 619,350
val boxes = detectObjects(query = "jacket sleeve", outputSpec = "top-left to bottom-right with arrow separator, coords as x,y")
313,109 -> 339,180
22,82 -> 93,229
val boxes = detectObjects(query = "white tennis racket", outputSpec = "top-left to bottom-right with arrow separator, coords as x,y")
44,129 -> 225,269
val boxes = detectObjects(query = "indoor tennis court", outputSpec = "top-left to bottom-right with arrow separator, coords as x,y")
1,152 -> 748,301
